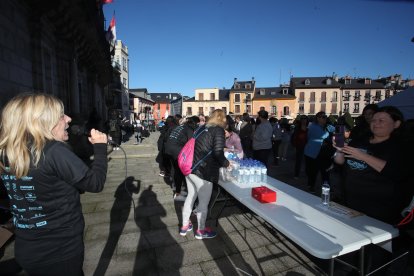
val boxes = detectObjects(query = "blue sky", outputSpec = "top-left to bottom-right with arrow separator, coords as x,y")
104,0 -> 414,97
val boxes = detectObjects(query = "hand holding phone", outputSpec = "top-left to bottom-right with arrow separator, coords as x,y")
334,125 -> 345,148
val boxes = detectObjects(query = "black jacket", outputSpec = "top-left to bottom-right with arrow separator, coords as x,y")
192,125 -> 229,184
164,125 -> 195,159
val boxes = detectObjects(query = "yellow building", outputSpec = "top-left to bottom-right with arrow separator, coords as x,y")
229,78 -> 255,115
182,88 -> 230,116
252,87 -> 296,118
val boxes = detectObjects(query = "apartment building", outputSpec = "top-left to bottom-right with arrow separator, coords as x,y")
338,76 -> 385,116
252,87 -> 296,118
113,40 -> 130,118
183,88 -> 230,116
229,78 -> 256,115
290,77 -> 342,116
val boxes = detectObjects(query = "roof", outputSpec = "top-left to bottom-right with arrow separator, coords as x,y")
290,77 -> 341,89
150,92 -> 181,103
338,78 -> 385,89
183,90 -> 230,102
231,80 -> 255,91
254,87 -> 295,99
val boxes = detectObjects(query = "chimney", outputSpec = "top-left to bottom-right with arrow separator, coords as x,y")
234,77 -> 238,84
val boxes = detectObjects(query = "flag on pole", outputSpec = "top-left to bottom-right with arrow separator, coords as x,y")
105,13 -> 116,42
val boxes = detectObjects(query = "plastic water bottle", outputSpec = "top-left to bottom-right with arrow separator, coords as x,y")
255,165 -> 261,183
321,181 -> 330,206
238,165 -> 244,184
261,165 -> 267,183
249,165 -> 255,184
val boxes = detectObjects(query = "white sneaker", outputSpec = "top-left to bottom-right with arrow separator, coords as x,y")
174,194 -> 187,201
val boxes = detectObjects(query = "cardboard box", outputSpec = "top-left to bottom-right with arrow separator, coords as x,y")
0,227 -> 13,248
252,186 -> 276,203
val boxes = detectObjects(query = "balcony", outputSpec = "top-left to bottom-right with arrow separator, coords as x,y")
353,96 -> 361,101
374,96 -> 382,101
353,109 -> 359,113
343,96 -> 350,101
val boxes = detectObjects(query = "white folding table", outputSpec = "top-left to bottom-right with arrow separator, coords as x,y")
217,177 -> 399,275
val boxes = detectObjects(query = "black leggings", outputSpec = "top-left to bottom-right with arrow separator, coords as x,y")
23,253 -> 84,276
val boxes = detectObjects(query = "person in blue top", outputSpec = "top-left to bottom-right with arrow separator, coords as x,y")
304,111 -> 335,192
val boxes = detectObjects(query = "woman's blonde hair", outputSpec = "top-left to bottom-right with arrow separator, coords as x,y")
206,109 -> 227,129
0,93 -> 64,178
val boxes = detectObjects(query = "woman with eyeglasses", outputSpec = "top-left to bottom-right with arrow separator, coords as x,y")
303,112 -> 334,192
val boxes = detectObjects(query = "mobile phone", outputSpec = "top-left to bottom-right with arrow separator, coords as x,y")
334,125 -> 345,148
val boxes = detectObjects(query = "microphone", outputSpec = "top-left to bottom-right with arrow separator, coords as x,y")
70,125 -> 118,146
70,125 -> 89,136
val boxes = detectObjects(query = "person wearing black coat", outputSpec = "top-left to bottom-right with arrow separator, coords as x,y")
164,116 -> 200,201
180,110 -> 230,240
156,116 -> 178,177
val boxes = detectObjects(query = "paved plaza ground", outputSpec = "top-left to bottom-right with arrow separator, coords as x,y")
1,131 -> 333,276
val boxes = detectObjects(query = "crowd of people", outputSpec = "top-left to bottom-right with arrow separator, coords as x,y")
0,91 -> 413,275
156,106 -> 413,274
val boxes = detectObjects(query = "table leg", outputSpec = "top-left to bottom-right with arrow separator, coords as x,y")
359,246 -> 365,276
329,258 -> 335,276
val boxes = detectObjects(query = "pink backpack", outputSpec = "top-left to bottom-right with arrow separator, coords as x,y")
178,126 -> 211,176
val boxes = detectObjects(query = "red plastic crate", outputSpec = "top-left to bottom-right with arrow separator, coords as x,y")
251,186 -> 276,203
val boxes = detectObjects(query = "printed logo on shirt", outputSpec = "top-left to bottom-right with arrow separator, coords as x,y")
20,185 -> 34,191
13,194 -> 24,201
346,148 -> 368,170
25,192 -> 37,202
29,206 -> 43,211
21,176 -> 33,181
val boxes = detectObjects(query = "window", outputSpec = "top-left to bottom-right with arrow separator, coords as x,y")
332,91 -> 338,102
222,107 -> 227,114
299,104 -> 304,113
246,93 -> 251,100
344,103 -> 349,113
198,107 -> 203,115
260,89 -> 265,95
305,79 -> 310,85
365,90 -> 371,102
345,79 -> 351,85
271,106 -> 277,114
245,83 -> 251,89
299,92 -> 305,102
331,103 -> 337,114
247,105 -> 251,113
123,78 -> 127,87
326,78 -> 332,85
321,92 -> 326,102
210,93 -> 215,101
354,90 -> 361,101
320,103 -> 326,112
157,103 -> 160,109
235,105 -> 240,114
282,88 -> 288,95
187,107 -> 192,116
122,57 -> 127,71
385,90 -> 391,98
235,84 -> 241,89
344,91 -> 350,101
283,106 -> 290,115
354,103 -> 360,113
235,94 -> 240,103
198,93 -> 204,101
309,104 -> 315,114
375,90 -> 382,101
166,104 -> 169,111
310,92 -> 316,102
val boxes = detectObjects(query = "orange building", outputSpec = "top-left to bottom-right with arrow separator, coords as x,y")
150,92 -> 181,121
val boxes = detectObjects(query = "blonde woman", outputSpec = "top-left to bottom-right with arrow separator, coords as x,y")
180,109 -> 230,239
0,93 -> 108,276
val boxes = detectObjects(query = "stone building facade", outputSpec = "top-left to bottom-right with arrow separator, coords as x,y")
0,0 -> 112,120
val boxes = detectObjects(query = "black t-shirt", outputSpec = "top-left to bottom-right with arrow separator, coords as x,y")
344,137 -> 408,224
1,141 -> 107,265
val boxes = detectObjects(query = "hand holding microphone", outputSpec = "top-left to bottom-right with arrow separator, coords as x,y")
70,125 -> 113,145
89,129 -> 108,144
